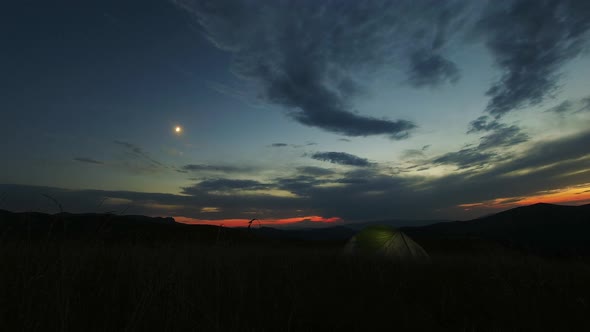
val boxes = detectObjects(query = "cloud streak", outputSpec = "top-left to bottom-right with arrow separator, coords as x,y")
73,157 -> 104,165
476,0 -> 590,117
182,179 -> 272,194
434,117 -> 529,169
114,140 -> 164,167
310,152 -> 372,167
181,164 -> 254,173
546,95 -> 590,115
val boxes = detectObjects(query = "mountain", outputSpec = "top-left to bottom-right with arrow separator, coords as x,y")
403,203 -> 590,255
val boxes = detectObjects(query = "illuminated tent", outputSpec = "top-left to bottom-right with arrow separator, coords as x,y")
344,225 -> 429,260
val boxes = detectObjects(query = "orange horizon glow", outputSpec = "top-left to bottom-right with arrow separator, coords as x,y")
458,183 -> 590,212
173,215 -> 342,227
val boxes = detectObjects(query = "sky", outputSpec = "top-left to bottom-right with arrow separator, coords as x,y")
2,0 -> 590,227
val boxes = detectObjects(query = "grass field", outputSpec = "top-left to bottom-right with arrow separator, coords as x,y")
2,238 -> 590,332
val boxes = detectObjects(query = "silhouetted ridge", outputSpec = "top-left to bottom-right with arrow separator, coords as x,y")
404,203 -> 590,255
0,210 -> 269,245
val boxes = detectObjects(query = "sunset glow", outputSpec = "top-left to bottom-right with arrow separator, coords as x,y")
458,183 -> 590,213
174,215 -> 342,227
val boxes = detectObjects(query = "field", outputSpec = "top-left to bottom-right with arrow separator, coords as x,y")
2,237 -> 590,332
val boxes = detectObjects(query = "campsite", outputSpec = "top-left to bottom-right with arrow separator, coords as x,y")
2,203 -> 590,331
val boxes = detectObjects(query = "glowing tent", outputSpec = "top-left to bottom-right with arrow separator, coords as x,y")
344,225 -> 429,260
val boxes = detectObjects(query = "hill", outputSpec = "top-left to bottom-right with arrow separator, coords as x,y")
403,203 -> 590,255
0,209 -> 263,245
2,203 -> 590,255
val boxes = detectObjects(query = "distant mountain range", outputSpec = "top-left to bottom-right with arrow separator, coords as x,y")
1,203 -> 589,255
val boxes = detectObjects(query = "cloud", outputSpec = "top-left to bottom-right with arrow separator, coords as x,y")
407,50 -> 460,87
489,129 -> 590,176
73,157 -> 104,165
114,140 -> 143,155
113,140 -> 164,167
310,152 -> 372,167
270,143 -> 288,147
547,100 -> 574,114
275,176 -> 326,197
112,140 -> 168,174
476,0 -> 590,117
477,125 -> 529,150
182,179 -> 271,194
546,95 -> 590,115
433,148 -> 497,169
435,117 -> 529,169
296,166 -> 335,177
174,0 -> 476,138
180,164 -> 254,173
467,116 -> 503,133
579,96 -> 590,113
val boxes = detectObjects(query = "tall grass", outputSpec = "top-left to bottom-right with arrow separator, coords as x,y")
2,238 -> 590,331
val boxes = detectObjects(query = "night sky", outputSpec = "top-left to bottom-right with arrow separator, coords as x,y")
2,0 -> 590,227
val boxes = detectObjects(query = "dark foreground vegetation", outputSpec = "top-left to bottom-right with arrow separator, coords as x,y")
2,239 -> 590,332
1,204 -> 590,331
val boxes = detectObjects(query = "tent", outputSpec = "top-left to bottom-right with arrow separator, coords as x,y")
344,225 -> 429,261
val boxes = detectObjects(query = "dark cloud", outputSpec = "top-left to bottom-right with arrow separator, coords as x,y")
338,138 -> 351,142
477,125 -> 529,150
407,1 -> 465,88
73,157 -> 104,165
310,152 -> 372,167
488,129 -> 590,175
175,0 -> 475,138
296,166 -> 335,177
546,96 -> 590,114
476,0 -> 590,117
270,143 -> 288,147
467,116 -> 503,133
579,97 -> 590,112
182,179 -> 271,194
407,50 -> 459,87
274,176 -> 326,196
436,117 -> 529,169
547,101 -> 574,114
181,164 -> 253,173
433,149 -> 497,169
